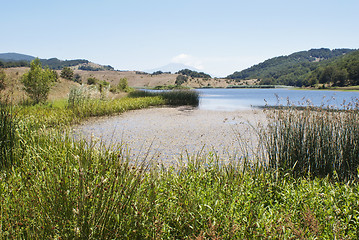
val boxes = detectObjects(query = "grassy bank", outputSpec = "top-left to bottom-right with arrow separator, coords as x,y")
1,91 -> 359,239
13,88 -> 199,129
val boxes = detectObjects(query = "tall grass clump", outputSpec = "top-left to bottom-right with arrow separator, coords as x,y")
263,101 -> 359,181
0,99 -> 17,169
128,89 -> 200,106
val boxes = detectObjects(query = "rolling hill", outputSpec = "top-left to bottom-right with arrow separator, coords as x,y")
0,52 -> 114,71
227,48 -> 357,87
0,52 -> 36,62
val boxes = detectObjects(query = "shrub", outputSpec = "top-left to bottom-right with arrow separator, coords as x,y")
87,77 -> 98,85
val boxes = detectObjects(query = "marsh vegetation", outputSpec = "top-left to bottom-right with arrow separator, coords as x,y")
1,87 -> 359,239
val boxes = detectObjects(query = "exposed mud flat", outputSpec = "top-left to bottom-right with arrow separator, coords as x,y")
72,107 -> 268,166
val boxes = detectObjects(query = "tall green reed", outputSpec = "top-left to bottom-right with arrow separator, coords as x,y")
263,102 -> 359,181
128,89 -> 200,106
1,122 -> 149,239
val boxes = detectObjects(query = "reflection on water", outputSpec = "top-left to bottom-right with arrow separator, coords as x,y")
197,88 -> 359,111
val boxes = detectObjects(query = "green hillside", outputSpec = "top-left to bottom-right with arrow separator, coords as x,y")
227,48 -> 357,87
0,53 -> 114,71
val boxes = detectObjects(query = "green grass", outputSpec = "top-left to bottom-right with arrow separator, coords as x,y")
1,91 -> 359,239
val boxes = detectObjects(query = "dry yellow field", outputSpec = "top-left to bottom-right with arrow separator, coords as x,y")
1,67 -> 256,102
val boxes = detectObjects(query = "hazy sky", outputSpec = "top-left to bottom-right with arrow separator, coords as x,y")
1,0 -> 358,77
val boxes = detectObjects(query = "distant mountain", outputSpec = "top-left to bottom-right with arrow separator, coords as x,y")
0,52 -> 36,62
227,48 -> 356,86
145,63 -> 201,74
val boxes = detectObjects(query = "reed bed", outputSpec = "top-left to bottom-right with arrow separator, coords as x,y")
128,89 -> 200,106
263,102 -> 359,181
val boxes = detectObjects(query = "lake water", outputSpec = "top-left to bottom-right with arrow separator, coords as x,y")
197,88 -> 359,111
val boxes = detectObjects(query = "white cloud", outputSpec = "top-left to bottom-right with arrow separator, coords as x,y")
171,54 -> 204,70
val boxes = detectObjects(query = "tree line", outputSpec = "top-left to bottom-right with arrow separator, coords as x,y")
0,58 -> 114,71
176,69 -> 211,79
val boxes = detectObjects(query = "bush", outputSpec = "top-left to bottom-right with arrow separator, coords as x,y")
87,77 -> 98,85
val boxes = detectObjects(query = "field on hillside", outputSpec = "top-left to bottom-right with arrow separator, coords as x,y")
2,67 -> 247,102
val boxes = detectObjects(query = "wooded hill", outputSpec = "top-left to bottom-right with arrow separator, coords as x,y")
0,53 -> 114,71
227,48 -> 359,87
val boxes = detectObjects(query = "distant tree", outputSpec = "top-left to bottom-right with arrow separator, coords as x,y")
21,58 -> 56,104
175,75 -> 188,85
152,71 -> 163,75
0,69 -> 6,91
73,73 -> 81,83
60,67 -> 74,80
347,61 -> 359,85
319,66 -> 335,84
78,65 -> 101,71
332,69 -> 348,87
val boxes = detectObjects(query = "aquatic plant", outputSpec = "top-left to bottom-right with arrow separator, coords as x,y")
262,101 -> 359,181
128,89 -> 200,106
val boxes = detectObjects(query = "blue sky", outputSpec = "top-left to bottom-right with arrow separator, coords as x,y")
1,0 -> 358,77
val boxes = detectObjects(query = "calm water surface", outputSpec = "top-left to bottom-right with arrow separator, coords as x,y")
197,88 -> 359,111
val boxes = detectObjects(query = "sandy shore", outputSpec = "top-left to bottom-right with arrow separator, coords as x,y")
73,107 -> 268,166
